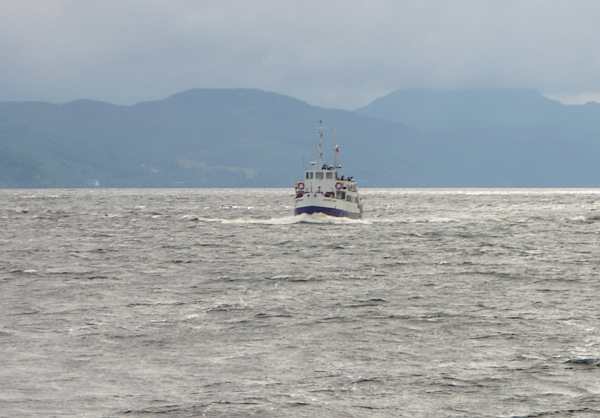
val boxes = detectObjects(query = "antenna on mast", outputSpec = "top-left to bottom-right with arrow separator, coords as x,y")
333,128 -> 340,169
318,120 -> 324,163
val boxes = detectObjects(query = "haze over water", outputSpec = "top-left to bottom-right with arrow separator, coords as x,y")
2,188 -> 600,417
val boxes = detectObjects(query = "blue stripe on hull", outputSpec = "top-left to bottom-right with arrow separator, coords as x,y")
294,205 -> 361,219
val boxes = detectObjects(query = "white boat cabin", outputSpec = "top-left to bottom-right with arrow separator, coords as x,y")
295,163 -> 360,204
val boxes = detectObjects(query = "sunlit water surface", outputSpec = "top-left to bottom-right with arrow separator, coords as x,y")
2,188 -> 600,417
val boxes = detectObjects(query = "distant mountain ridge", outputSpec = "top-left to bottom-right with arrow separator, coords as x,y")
359,88 -> 560,130
2,87 -> 600,187
0,89 -> 415,187
359,88 -> 600,186
360,88 -> 600,134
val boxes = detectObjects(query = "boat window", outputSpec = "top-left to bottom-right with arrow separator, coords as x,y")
336,191 -> 346,200
315,172 -> 324,180
346,195 -> 352,202
326,172 -> 333,179
306,172 -> 310,179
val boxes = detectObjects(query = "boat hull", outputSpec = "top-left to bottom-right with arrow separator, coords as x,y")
294,205 -> 361,219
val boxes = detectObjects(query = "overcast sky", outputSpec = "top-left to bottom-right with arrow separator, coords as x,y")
3,0 -> 600,108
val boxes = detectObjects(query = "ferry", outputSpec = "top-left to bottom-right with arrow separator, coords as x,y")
294,123 -> 363,219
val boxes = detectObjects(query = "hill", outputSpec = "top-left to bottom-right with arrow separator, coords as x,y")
0,89 -> 415,187
358,88 -> 600,186
3,87 -> 600,187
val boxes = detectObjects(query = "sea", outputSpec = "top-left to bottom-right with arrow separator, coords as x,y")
2,188 -> 600,418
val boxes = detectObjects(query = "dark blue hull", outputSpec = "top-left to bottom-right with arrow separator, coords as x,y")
294,205 -> 361,219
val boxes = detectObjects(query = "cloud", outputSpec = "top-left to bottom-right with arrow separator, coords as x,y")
2,0 -> 600,108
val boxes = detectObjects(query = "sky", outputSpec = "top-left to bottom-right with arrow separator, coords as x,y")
3,0 -> 600,108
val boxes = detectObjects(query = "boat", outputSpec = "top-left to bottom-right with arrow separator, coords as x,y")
293,122 -> 363,219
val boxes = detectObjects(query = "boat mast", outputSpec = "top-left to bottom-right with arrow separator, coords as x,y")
332,128 -> 339,169
318,120 -> 324,164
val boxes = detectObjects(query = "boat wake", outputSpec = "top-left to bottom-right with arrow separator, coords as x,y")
193,213 -> 371,225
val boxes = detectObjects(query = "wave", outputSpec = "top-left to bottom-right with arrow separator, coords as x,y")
187,213 -> 459,225
182,210 -> 475,225
564,356 -> 600,366
567,214 -> 600,224
368,216 -> 455,224
190,213 -> 371,225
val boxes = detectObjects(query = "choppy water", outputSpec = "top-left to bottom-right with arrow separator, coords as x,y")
2,188 -> 600,417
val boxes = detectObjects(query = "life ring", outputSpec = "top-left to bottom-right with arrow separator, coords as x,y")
335,182 -> 343,190
297,182 -> 305,190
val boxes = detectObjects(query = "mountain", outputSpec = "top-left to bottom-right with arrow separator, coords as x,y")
0,89 -> 416,187
358,88 -> 565,131
3,87 -> 600,187
358,88 -> 600,186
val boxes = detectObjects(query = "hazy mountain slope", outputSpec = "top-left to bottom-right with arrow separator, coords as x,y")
357,88 -> 600,186
357,88 -> 569,131
0,89 -> 416,187
3,87 -> 600,187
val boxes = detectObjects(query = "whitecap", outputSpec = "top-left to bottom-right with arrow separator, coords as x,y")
221,213 -> 371,225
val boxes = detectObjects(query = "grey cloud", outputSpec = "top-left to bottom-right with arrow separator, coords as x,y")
2,0 -> 600,108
